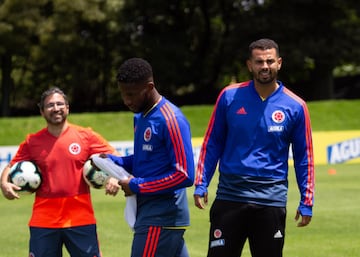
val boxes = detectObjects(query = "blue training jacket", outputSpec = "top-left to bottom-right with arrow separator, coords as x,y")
109,96 -> 195,227
194,80 -> 315,216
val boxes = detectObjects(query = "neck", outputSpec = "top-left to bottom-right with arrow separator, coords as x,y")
254,81 -> 279,100
47,121 -> 68,137
143,95 -> 162,117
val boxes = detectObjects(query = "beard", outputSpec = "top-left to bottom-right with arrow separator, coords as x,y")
44,111 -> 67,125
255,70 -> 277,85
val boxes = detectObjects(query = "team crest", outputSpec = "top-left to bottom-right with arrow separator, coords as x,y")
214,229 -> 222,238
210,229 -> 225,248
271,110 -> 285,123
69,143 -> 81,155
144,127 -> 152,142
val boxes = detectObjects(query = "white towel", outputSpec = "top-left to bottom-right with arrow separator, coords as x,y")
92,156 -> 130,179
92,156 -> 137,230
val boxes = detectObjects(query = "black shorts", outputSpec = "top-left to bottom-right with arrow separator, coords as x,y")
207,199 -> 286,257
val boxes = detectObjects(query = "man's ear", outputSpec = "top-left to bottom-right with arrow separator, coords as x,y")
146,81 -> 155,90
246,59 -> 252,72
277,57 -> 282,70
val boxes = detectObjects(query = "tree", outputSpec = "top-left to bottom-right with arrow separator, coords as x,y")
0,0 -> 47,116
1,0 -> 360,116
29,0 -> 117,112
231,0 -> 360,100
0,0 -> 124,116
117,0 -> 360,101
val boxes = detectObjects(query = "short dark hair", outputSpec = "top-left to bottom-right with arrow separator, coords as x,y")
248,38 -> 280,58
116,57 -> 153,84
38,87 -> 68,110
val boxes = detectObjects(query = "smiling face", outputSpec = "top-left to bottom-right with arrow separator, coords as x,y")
40,93 -> 69,125
247,48 -> 282,86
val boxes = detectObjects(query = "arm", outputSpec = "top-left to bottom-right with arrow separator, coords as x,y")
194,91 -> 228,209
107,154 -> 134,173
1,164 -> 21,200
291,103 -> 315,226
87,130 -> 121,196
126,111 -> 195,195
94,152 -> 132,196
1,140 -> 31,200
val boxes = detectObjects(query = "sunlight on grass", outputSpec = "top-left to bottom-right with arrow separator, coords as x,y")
1,99 -> 360,145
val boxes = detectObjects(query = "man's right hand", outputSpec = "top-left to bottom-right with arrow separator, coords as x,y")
1,181 -> 21,200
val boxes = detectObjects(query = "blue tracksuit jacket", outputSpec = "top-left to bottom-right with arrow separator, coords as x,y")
109,97 -> 195,227
194,80 -> 315,216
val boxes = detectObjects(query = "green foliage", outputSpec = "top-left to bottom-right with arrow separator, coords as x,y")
2,0 -> 360,117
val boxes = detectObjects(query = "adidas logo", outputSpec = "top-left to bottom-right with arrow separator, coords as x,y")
274,230 -> 283,238
236,107 -> 247,115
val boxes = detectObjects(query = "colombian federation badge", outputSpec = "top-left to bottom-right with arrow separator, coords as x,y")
144,127 -> 152,142
271,110 -> 285,123
69,143 -> 81,155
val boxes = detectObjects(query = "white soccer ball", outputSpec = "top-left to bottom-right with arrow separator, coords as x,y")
83,159 -> 109,189
9,161 -> 42,193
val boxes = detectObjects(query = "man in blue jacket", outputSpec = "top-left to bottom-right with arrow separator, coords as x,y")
194,38 -> 315,257
107,57 -> 195,257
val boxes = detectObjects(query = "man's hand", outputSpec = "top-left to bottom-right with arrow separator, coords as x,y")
98,153 -> 108,158
118,176 -> 134,197
1,181 -> 21,200
105,177 -> 121,196
194,193 -> 208,209
295,210 -> 312,227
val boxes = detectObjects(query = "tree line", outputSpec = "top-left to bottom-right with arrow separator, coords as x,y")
1,0 -> 360,116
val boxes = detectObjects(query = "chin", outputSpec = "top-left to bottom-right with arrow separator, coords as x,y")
258,78 -> 275,85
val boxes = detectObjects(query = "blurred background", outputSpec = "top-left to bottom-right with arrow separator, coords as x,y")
1,0 -> 360,116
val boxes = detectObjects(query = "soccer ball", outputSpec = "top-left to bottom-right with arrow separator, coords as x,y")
83,159 -> 109,189
9,161 -> 42,193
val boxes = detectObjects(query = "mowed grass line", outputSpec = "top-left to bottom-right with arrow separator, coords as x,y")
1,99 -> 360,145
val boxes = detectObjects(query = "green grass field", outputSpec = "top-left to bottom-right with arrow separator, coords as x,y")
1,164 -> 359,257
0,100 -> 359,257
